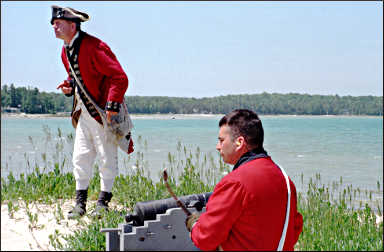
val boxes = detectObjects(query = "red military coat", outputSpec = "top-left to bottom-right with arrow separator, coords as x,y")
191,156 -> 303,251
61,32 -> 128,111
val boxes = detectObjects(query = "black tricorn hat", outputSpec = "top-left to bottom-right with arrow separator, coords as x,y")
50,5 -> 90,25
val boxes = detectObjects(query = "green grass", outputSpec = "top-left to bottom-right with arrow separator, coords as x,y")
1,127 -> 383,251
296,174 -> 383,250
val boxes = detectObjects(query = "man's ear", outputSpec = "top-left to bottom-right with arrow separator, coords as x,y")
71,21 -> 77,32
235,136 -> 245,149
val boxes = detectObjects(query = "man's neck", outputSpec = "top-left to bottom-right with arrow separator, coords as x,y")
64,31 -> 80,47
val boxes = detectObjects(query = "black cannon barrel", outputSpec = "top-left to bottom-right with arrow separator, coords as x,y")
125,192 -> 212,226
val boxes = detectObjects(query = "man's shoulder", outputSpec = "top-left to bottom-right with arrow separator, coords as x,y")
81,32 -> 108,49
220,158 -> 285,198
231,157 -> 280,182
253,156 -> 277,167
238,156 -> 275,170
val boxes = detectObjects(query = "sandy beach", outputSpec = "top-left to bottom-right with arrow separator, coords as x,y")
1,199 -> 84,251
1,199 -> 125,251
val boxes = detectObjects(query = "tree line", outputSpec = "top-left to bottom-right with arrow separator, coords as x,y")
1,84 -> 383,115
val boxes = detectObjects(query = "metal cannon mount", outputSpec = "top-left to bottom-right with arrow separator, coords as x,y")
100,192 -> 212,251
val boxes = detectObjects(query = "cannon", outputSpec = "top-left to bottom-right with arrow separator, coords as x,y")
125,192 -> 212,226
101,192 -> 212,251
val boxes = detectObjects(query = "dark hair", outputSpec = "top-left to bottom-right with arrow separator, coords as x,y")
74,20 -> 81,31
66,19 -> 81,30
219,109 -> 264,151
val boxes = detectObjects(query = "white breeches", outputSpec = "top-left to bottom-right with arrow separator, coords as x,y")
72,109 -> 118,192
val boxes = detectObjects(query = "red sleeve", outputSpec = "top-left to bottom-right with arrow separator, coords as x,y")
191,180 -> 246,251
294,211 -> 303,244
60,48 -> 74,98
60,47 -> 71,79
292,181 -> 303,244
91,42 -> 128,103
283,178 -> 303,250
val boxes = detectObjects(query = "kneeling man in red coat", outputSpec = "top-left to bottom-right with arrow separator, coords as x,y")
186,109 -> 303,251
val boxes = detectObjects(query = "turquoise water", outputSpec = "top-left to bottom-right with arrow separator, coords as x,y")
1,115 -> 383,200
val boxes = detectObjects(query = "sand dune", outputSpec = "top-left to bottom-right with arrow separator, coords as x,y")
1,200 -> 97,251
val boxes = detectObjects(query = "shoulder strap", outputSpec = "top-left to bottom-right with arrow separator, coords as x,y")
276,165 -> 291,251
66,53 -> 108,127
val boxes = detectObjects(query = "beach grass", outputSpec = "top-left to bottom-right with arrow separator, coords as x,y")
1,128 -> 383,251
296,173 -> 383,250
2,155 -> 382,251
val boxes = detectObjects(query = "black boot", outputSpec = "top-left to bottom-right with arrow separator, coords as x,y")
68,189 -> 87,219
92,191 -> 113,218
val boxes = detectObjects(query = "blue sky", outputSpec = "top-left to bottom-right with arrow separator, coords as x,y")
1,1 -> 383,98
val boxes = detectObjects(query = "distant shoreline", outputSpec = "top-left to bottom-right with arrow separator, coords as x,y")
1,112 -> 223,120
1,112 -> 382,119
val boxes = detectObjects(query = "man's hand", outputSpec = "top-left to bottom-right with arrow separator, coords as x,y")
57,80 -> 73,95
185,212 -> 200,232
106,110 -> 118,124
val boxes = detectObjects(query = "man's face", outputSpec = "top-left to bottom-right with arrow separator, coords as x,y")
52,19 -> 75,41
216,125 -> 239,165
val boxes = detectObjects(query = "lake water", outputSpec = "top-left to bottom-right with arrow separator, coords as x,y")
1,114 -> 383,204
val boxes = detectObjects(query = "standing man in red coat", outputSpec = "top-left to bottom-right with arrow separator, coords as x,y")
186,109 -> 303,250
51,5 -> 133,219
